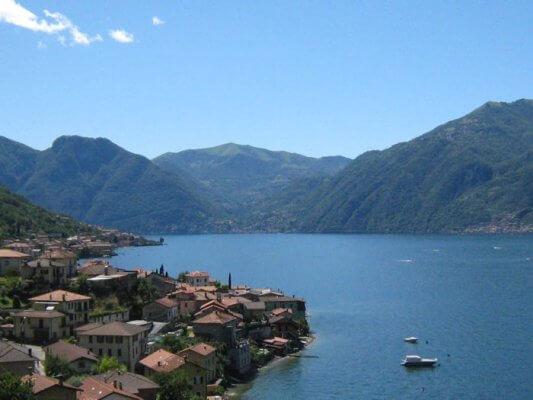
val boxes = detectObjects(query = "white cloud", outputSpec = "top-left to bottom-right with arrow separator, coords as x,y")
109,29 -> 134,43
152,16 -> 164,26
0,0 -> 101,45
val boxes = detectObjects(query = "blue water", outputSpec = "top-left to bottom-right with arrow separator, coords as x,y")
102,234 -> 533,399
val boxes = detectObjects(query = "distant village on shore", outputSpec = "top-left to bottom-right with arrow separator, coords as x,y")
0,231 -> 310,400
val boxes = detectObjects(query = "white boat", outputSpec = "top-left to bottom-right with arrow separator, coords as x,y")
404,337 -> 418,343
401,355 -> 437,367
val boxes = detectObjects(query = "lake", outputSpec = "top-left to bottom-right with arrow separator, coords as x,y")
102,234 -> 532,399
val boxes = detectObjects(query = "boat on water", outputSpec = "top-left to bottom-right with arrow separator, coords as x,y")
401,355 -> 438,367
404,337 -> 418,343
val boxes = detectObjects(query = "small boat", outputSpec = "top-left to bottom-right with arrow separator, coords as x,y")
401,355 -> 438,367
404,337 -> 418,343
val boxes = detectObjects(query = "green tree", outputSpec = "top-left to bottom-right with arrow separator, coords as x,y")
153,369 -> 200,400
92,356 -> 127,374
136,280 -> 157,304
44,354 -> 74,379
177,271 -> 189,283
0,371 -> 35,400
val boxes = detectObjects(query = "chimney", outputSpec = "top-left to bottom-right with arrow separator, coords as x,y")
62,294 -> 66,301
119,382 -> 123,390
157,361 -> 162,366
113,380 -> 118,388
49,294 -> 52,300
28,348 -> 32,357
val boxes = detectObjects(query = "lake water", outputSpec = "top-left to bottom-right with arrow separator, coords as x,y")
103,234 -> 532,399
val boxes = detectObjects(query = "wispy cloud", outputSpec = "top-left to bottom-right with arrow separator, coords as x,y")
0,0 -> 101,45
152,16 -> 164,26
109,29 -> 134,43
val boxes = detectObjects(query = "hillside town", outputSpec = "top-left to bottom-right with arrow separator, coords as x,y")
0,243 -> 310,400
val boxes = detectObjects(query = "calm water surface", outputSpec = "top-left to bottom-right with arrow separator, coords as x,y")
104,234 -> 532,399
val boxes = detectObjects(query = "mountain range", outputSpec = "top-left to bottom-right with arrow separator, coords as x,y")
0,98 -> 531,234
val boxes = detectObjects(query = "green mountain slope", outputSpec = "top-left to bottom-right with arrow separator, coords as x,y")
0,136 -> 221,233
153,143 -> 350,210
290,99 -> 533,233
0,185 -> 92,240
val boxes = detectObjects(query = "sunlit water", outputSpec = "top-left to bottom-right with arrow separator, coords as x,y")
100,234 -> 532,399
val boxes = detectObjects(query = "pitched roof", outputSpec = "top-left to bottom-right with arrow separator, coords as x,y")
14,310 -> 65,319
199,300 -> 228,311
79,377 -> 142,400
185,271 -> 209,277
42,249 -> 77,259
187,343 -> 216,357
193,310 -> 237,325
0,342 -> 36,363
76,321 -> 149,337
243,301 -> 265,311
44,340 -> 98,363
75,323 -> 103,333
92,371 -> 159,394
24,374 -> 78,394
154,297 -> 178,309
29,290 -> 91,302
78,263 -> 122,276
271,308 -> 293,316
0,249 -> 29,258
139,349 -> 186,373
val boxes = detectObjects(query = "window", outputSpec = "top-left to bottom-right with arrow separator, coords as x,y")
79,361 -> 85,368
115,336 -> 123,344
106,336 -> 113,343
107,349 -> 112,357
99,349 -> 102,356
97,336 -> 104,343
39,319 -> 43,328
118,349 -> 122,357
89,336 -> 93,343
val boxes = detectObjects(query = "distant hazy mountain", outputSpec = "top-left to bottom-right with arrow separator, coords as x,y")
281,99 -> 533,233
0,136 -> 221,233
0,185 -> 92,240
153,143 -> 351,209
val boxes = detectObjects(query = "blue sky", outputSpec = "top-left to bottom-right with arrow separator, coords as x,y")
0,0 -> 531,159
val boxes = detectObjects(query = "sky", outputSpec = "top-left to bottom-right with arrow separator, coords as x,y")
0,0 -> 532,159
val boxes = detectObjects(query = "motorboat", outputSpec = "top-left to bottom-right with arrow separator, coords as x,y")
404,337 -> 418,343
401,355 -> 437,367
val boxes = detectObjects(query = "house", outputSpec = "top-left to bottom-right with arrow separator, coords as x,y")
78,376 -> 143,400
78,261 -> 122,277
261,296 -> 306,320
5,242 -> 32,255
242,301 -> 266,320
21,251 -> 77,288
269,314 -> 300,339
228,339 -> 251,375
28,290 -> 93,335
142,297 -> 178,322
0,341 -> 37,375
168,289 -> 198,317
76,322 -> 150,371
87,270 -> 137,292
89,308 -> 130,324
185,271 -> 210,287
178,342 -> 217,384
13,310 -> 67,343
194,301 -> 243,322
139,349 -> 207,399
44,340 -> 98,374
263,337 -> 290,356
24,374 -> 79,400
192,310 -> 239,344
143,274 -> 177,296
0,249 -> 30,275
92,371 -> 160,400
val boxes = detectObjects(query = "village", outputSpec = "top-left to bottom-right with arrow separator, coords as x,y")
0,238 -> 310,400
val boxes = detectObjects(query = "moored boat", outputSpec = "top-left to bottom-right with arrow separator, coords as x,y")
401,355 -> 437,367
404,337 -> 418,343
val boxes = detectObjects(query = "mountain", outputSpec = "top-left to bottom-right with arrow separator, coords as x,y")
153,143 -> 351,210
284,99 -> 533,233
0,185 -> 92,240
0,136 -> 221,233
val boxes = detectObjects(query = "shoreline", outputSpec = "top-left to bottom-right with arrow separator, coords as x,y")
225,334 -> 316,399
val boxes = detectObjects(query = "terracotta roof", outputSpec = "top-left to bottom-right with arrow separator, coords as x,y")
14,310 -> 65,319
193,310 -> 237,325
6,242 -> 31,248
187,343 -> 216,357
29,290 -> 91,302
0,342 -> 36,363
44,340 -> 98,363
79,377 -> 142,400
0,249 -> 29,258
263,337 -> 289,347
154,297 -> 178,309
78,264 -> 122,276
76,322 -> 149,337
75,323 -> 103,333
271,308 -> 293,316
42,249 -> 77,259
92,371 -> 159,394
185,271 -> 209,277
199,300 -> 228,311
24,374 -> 78,394
139,349 -> 185,373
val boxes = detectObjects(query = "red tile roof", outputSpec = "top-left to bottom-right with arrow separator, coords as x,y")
185,271 -> 209,277
44,340 -> 98,363
24,374 -> 78,394
154,297 -> 178,309
187,342 -> 216,357
79,377 -> 142,400
193,310 -> 237,325
76,322 -> 149,337
139,349 -> 186,373
0,249 -> 29,258
29,290 -> 91,302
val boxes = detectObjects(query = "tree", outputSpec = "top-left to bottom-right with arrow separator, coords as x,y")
177,271 -> 189,283
92,356 -> 127,374
70,274 -> 89,294
0,371 -> 35,400
153,369 -> 200,400
44,353 -> 74,379
136,280 -> 157,304
159,264 -> 165,275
